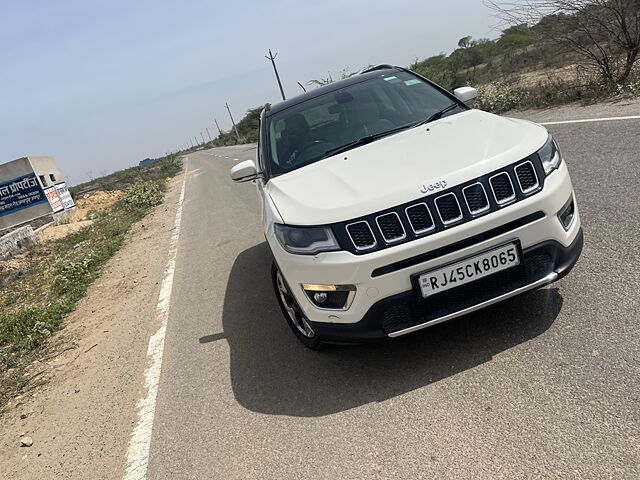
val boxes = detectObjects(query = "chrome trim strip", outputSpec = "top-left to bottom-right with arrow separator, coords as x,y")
488,172 -> 516,205
387,272 -> 558,338
462,182 -> 490,215
404,203 -> 435,235
375,212 -> 406,243
345,220 -> 377,250
515,160 -> 540,194
434,192 -> 463,225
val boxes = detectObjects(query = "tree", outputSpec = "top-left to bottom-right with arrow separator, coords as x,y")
458,35 -> 473,48
486,0 -> 640,87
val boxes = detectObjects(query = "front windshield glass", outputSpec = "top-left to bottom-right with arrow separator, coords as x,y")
267,70 -> 463,176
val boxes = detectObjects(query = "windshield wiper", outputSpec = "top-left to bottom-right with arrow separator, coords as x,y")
415,103 -> 460,126
320,124 -> 416,159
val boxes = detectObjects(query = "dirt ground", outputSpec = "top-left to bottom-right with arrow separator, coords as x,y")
36,190 -> 125,243
0,175 -> 182,478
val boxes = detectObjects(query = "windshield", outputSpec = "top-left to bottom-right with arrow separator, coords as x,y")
267,70 -> 464,176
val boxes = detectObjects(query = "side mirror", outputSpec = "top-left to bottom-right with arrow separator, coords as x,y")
453,86 -> 478,105
230,160 -> 263,183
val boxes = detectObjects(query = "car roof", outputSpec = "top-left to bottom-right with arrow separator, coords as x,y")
266,66 -> 402,117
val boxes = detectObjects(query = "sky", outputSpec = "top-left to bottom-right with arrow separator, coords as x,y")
0,0 -> 498,185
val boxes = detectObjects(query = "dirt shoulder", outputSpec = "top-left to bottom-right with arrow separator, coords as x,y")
506,96 -> 640,122
0,173 -> 184,479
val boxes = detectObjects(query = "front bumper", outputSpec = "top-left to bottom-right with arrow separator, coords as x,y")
269,160 -> 582,342
310,229 -> 583,342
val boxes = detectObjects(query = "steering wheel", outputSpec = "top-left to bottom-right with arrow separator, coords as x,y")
287,139 -> 335,166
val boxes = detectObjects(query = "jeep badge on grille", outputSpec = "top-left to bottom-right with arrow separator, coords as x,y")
420,180 -> 448,194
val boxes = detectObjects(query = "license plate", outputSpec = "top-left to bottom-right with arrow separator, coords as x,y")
417,242 -> 520,298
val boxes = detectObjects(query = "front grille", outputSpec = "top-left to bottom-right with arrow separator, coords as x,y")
435,193 -> 463,224
515,161 -> 539,193
376,213 -> 405,243
332,156 -> 545,255
462,183 -> 489,214
490,172 -> 515,204
405,203 -> 434,234
346,221 -> 376,250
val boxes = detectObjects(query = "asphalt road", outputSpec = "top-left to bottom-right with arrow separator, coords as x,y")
146,116 -> 639,479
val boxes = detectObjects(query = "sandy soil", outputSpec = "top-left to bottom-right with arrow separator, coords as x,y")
73,190 -> 125,220
37,220 -> 94,242
35,190 -> 125,243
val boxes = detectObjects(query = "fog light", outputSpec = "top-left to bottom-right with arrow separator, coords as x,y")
313,292 -> 328,303
558,195 -> 576,231
301,283 -> 356,310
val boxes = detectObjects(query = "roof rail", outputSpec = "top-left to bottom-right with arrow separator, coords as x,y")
361,64 -> 396,74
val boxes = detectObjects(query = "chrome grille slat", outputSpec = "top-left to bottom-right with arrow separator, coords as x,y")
405,203 -> 435,235
515,161 -> 539,194
489,172 -> 516,205
375,212 -> 406,243
346,221 -> 376,250
434,192 -> 463,225
462,182 -> 490,215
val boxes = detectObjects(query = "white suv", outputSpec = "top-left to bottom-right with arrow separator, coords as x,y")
230,65 -> 583,349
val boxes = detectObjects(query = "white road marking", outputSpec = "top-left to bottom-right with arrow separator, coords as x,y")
123,157 -> 189,480
540,115 -> 640,126
233,158 -> 239,161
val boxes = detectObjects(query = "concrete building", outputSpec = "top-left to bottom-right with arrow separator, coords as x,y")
0,156 -> 74,232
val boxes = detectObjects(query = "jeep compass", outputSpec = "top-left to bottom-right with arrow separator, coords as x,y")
230,65 -> 583,349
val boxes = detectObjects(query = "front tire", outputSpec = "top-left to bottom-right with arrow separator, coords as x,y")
271,262 -> 323,350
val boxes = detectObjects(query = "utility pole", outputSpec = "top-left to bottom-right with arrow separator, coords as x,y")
265,49 -> 286,100
200,132 -> 205,144
206,127 -> 212,141
214,118 -> 223,136
225,102 -> 241,142
194,136 -> 199,146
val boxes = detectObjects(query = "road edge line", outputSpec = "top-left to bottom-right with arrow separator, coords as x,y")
539,114 -> 640,125
123,157 -> 189,480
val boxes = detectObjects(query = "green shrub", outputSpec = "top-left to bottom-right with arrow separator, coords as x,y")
475,82 -> 522,113
51,253 -> 98,296
0,305 -> 66,350
615,80 -> 640,97
124,180 -> 164,211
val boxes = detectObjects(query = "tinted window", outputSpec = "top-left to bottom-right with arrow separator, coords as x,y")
267,71 -> 461,176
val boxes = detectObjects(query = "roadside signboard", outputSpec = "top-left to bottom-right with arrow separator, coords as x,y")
0,156 -> 68,231
44,186 -> 64,213
0,173 -> 48,217
54,182 -> 75,209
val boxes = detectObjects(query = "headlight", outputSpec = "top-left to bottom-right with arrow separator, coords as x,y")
538,134 -> 562,176
274,224 -> 341,255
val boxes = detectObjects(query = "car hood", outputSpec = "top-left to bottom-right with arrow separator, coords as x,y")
266,109 -> 548,225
